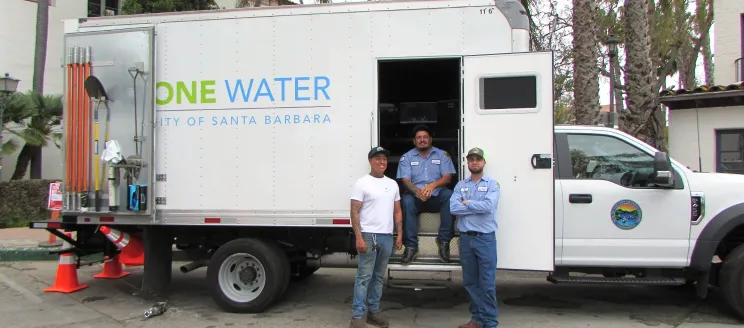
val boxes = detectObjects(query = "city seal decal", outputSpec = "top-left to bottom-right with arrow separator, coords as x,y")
611,200 -> 642,230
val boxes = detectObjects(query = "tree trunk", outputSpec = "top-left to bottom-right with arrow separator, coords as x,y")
571,0 -> 600,125
623,0 -> 662,148
11,144 -> 32,180
29,0 -> 49,179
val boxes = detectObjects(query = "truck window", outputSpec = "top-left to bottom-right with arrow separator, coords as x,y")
565,133 -> 655,187
480,76 -> 537,110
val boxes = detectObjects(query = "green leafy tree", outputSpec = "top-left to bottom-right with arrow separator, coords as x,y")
121,0 -> 220,14
3,91 -> 63,180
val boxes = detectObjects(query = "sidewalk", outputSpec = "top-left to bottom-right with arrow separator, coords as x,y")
0,227 -> 64,262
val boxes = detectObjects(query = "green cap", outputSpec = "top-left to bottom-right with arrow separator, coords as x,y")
466,147 -> 485,159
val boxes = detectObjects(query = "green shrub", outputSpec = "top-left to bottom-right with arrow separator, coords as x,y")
0,179 -> 58,228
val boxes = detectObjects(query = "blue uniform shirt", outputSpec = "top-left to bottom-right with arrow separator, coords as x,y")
450,175 -> 500,234
396,147 -> 457,197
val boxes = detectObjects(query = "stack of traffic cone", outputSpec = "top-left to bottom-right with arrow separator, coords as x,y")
44,232 -> 88,293
99,226 -> 145,267
93,255 -> 131,279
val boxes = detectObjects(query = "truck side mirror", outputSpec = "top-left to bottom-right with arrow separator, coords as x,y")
651,151 -> 674,187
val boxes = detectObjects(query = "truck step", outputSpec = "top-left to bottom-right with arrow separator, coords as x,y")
387,262 -> 461,271
387,278 -> 451,290
547,275 -> 687,285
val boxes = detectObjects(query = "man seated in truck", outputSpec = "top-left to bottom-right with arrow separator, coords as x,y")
396,124 -> 457,264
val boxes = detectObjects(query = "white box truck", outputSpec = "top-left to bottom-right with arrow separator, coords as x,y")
29,0 -> 744,320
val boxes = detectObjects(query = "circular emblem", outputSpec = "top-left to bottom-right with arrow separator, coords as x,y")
611,200 -> 642,230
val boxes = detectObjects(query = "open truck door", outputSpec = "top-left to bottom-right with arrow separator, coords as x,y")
461,51 -> 555,271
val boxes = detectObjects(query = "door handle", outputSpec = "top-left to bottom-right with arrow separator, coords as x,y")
569,194 -> 593,204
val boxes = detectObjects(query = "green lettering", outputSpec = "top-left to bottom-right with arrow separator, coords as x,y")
156,81 -> 173,105
176,81 -> 197,104
200,80 -> 216,104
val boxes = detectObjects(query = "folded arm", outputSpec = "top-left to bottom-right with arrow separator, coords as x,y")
465,180 -> 501,214
449,183 -> 476,216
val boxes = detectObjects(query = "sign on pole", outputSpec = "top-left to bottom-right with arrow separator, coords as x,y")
47,182 -> 63,211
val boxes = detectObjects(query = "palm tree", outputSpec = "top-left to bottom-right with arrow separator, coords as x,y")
572,0 -> 601,125
4,91 -> 63,180
623,0 -> 662,148
30,0 -> 50,179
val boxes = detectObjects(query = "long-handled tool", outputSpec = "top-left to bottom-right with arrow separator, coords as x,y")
64,47 -> 74,210
84,75 -> 112,212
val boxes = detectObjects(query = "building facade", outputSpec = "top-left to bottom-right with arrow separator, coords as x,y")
662,1 -> 744,175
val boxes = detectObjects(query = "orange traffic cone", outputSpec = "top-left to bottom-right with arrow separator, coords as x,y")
44,232 -> 88,293
99,226 -> 145,267
93,255 -> 131,279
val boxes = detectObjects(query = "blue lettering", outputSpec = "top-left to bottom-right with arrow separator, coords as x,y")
254,78 -> 275,102
295,77 -> 310,101
225,79 -> 254,103
187,117 -> 197,126
274,77 -> 291,101
314,76 -> 330,100
265,115 -> 272,124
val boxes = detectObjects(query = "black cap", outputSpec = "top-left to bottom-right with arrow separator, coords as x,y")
412,124 -> 432,137
368,146 -> 391,159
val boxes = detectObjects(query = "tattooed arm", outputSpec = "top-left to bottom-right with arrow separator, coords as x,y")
350,200 -> 363,239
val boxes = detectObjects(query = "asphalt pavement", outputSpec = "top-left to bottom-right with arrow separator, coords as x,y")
0,261 -> 741,328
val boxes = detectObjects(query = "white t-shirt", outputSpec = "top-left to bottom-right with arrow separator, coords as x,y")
350,174 -> 401,234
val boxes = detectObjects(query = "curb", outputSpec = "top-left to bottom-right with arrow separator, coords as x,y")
0,247 -> 189,262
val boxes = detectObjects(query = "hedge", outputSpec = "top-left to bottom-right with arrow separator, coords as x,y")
0,179 -> 58,228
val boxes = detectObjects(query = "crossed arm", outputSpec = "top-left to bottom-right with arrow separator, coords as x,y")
449,180 -> 501,216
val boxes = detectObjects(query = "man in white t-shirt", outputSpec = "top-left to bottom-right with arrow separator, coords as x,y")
349,146 -> 403,328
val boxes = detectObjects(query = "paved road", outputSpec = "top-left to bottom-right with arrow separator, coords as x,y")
0,261 -> 741,328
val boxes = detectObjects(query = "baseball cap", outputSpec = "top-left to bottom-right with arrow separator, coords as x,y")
466,147 -> 485,159
368,146 -> 391,159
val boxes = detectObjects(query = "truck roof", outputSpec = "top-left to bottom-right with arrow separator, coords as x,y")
72,0 -> 529,30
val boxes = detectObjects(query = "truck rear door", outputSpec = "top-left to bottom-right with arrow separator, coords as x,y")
461,51 -> 555,271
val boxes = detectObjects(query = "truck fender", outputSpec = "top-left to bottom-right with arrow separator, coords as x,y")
690,202 -> 744,272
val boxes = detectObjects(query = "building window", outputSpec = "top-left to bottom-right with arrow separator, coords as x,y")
716,129 -> 744,175
479,76 -> 537,110
88,0 -> 120,17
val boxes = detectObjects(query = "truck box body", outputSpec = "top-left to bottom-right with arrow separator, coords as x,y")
58,0 -> 556,272
31,0 -> 744,318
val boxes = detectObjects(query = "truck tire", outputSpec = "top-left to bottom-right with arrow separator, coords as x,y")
206,238 -> 289,313
719,243 -> 744,320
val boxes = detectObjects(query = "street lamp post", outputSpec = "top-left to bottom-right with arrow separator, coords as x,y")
605,34 -> 619,129
0,73 -> 21,178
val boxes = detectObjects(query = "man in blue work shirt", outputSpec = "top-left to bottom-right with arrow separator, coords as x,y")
450,147 -> 501,328
396,124 -> 457,264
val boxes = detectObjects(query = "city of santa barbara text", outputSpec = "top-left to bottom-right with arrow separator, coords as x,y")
156,113 -> 332,127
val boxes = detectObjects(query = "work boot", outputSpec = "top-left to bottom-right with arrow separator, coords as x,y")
367,312 -> 390,328
350,317 -> 367,328
436,238 -> 451,263
458,320 -> 483,328
401,247 -> 417,264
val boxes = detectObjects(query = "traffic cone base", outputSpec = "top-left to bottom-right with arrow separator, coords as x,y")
44,254 -> 88,293
93,256 -> 131,279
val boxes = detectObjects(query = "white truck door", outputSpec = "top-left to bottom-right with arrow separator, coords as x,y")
461,52 -> 555,271
556,130 -> 692,267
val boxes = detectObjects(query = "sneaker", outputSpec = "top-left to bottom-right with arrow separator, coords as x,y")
350,317 -> 367,328
436,238 -> 451,263
401,247 -> 418,264
458,321 -> 483,328
367,311 -> 390,328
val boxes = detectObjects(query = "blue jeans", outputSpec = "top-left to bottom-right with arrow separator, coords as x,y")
401,188 -> 455,249
352,232 -> 394,319
459,232 -> 499,328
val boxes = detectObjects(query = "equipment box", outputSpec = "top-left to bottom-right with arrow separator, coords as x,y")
398,102 -> 438,124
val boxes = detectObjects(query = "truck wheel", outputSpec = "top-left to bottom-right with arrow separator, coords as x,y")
719,243 -> 744,320
206,238 -> 289,313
